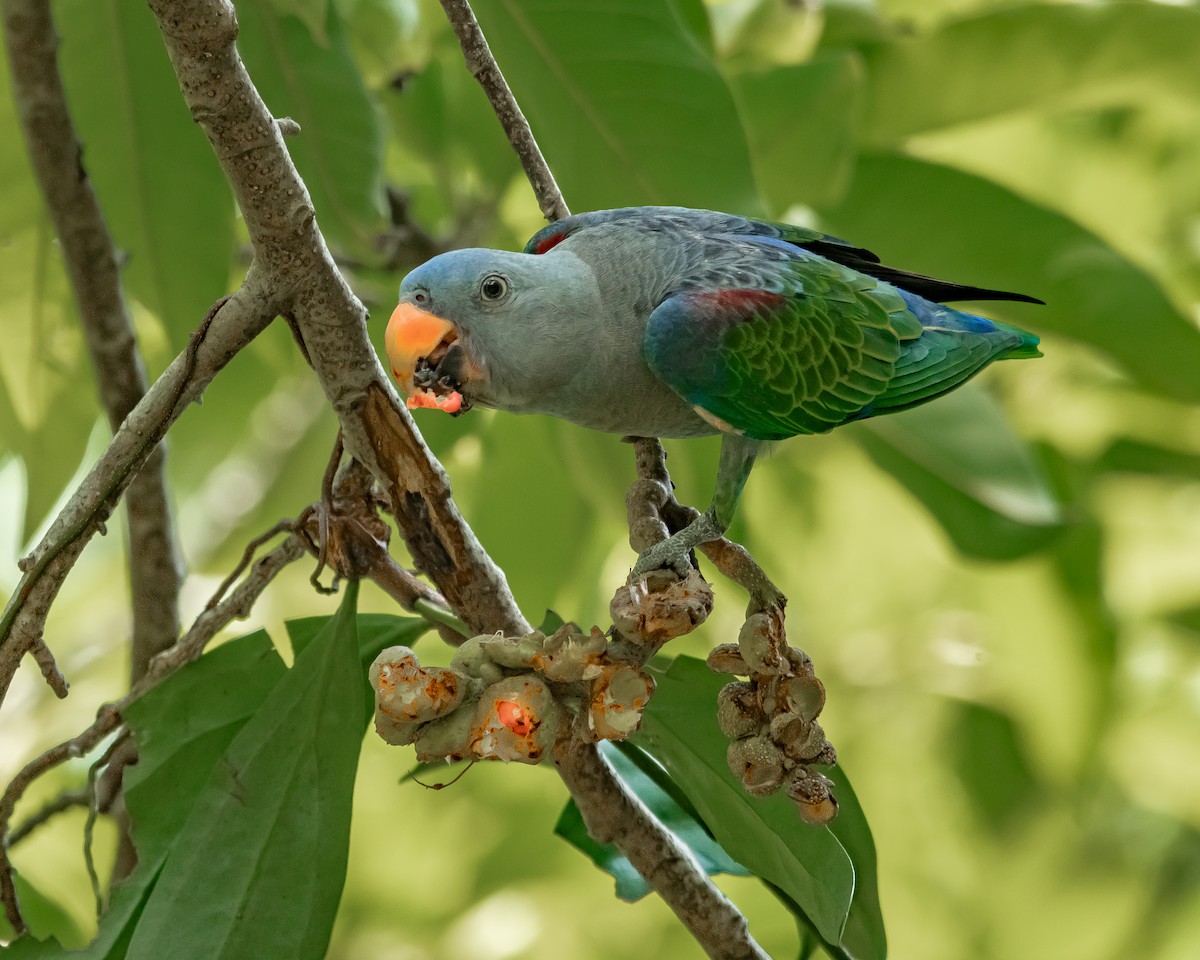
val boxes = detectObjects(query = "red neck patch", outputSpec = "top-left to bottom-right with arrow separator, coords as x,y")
532,231 -> 566,255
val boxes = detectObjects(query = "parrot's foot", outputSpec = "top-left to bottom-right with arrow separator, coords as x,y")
630,513 -> 724,581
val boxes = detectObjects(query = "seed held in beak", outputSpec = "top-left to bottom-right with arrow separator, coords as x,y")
385,302 -> 458,395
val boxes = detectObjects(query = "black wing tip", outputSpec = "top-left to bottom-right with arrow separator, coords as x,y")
957,288 -> 1046,306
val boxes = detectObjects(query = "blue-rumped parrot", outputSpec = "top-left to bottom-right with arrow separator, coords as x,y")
385,206 -> 1041,577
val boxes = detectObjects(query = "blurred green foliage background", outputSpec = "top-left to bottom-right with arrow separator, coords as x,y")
4,0 -> 1200,956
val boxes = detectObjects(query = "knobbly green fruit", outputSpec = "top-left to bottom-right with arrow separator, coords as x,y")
370,646 -> 466,723
470,675 -> 560,764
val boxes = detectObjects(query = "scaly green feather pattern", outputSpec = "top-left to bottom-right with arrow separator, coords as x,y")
646,255 -> 924,441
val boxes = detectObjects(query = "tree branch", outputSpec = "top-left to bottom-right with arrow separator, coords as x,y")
145,0 -> 530,638
0,0 -> 184,687
438,0 -> 570,222
0,285 -> 276,706
0,533 -> 305,933
553,741 -> 769,960
7,789 -> 90,847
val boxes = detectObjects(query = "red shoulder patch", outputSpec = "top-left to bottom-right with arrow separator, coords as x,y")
532,231 -> 566,255
694,289 -> 786,313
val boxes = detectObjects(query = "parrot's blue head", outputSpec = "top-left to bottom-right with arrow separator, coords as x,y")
387,246 -> 601,415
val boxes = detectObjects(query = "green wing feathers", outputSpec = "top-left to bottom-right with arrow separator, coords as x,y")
644,259 -> 1038,442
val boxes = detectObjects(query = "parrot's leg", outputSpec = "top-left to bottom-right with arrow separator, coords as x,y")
631,435 -> 762,579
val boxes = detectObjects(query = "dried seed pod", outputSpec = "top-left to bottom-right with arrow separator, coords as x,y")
717,681 -> 762,739
780,673 -> 825,722
788,769 -> 839,825
707,643 -> 750,676
737,612 -> 789,676
587,665 -> 655,741
755,674 -> 783,716
534,624 -> 607,682
370,646 -> 465,723
611,568 -> 713,645
786,646 -> 814,676
785,720 -> 829,763
470,676 -> 560,764
768,711 -> 809,749
726,735 -> 785,797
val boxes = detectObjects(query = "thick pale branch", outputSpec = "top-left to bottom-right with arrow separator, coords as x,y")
438,0 -> 570,222
0,0 -> 184,685
145,0 -> 529,638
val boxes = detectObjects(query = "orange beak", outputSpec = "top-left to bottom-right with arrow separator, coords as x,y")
385,302 -> 458,395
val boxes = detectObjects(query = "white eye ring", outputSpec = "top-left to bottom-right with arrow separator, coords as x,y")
480,274 -> 509,302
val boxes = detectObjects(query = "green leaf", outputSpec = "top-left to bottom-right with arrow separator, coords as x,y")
124,582 -> 365,960
57,0 -> 234,348
1,865 -> 161,959
286,610 -> 430,723
122,630 -> 288,861
237,0 -> 387,258
822,153 -> 1200,404
472,0 -> 760,213
266,0 -> 331,45
820,767 -> 884,960
1097,438 -> 1200,482
0,869 -> 86,948
632,656 -> 860,948
1167,606 -> 1200,637
35,607 -> 426,958
855,386 -> 1063,561
554,740 -> 751,902
947,702 -> 1040,833
860,4 -> 1200,146
732,52 -> 863,210
386,54 -> 520,198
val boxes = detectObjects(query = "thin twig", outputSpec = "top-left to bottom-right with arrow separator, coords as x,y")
310,432 -> 345,594
438,0 -> 570,223
0,534 -> 306,931
0,286 -> 273,710
207,519 -> 298,611
8,789 -> 90,847
83,734 -> 127,919
28,639 -> 68,699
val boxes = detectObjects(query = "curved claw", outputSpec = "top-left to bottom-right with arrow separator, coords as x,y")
630,514 -> 723,581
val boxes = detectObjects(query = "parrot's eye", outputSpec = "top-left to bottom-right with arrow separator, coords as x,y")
479,275 -> 509,303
